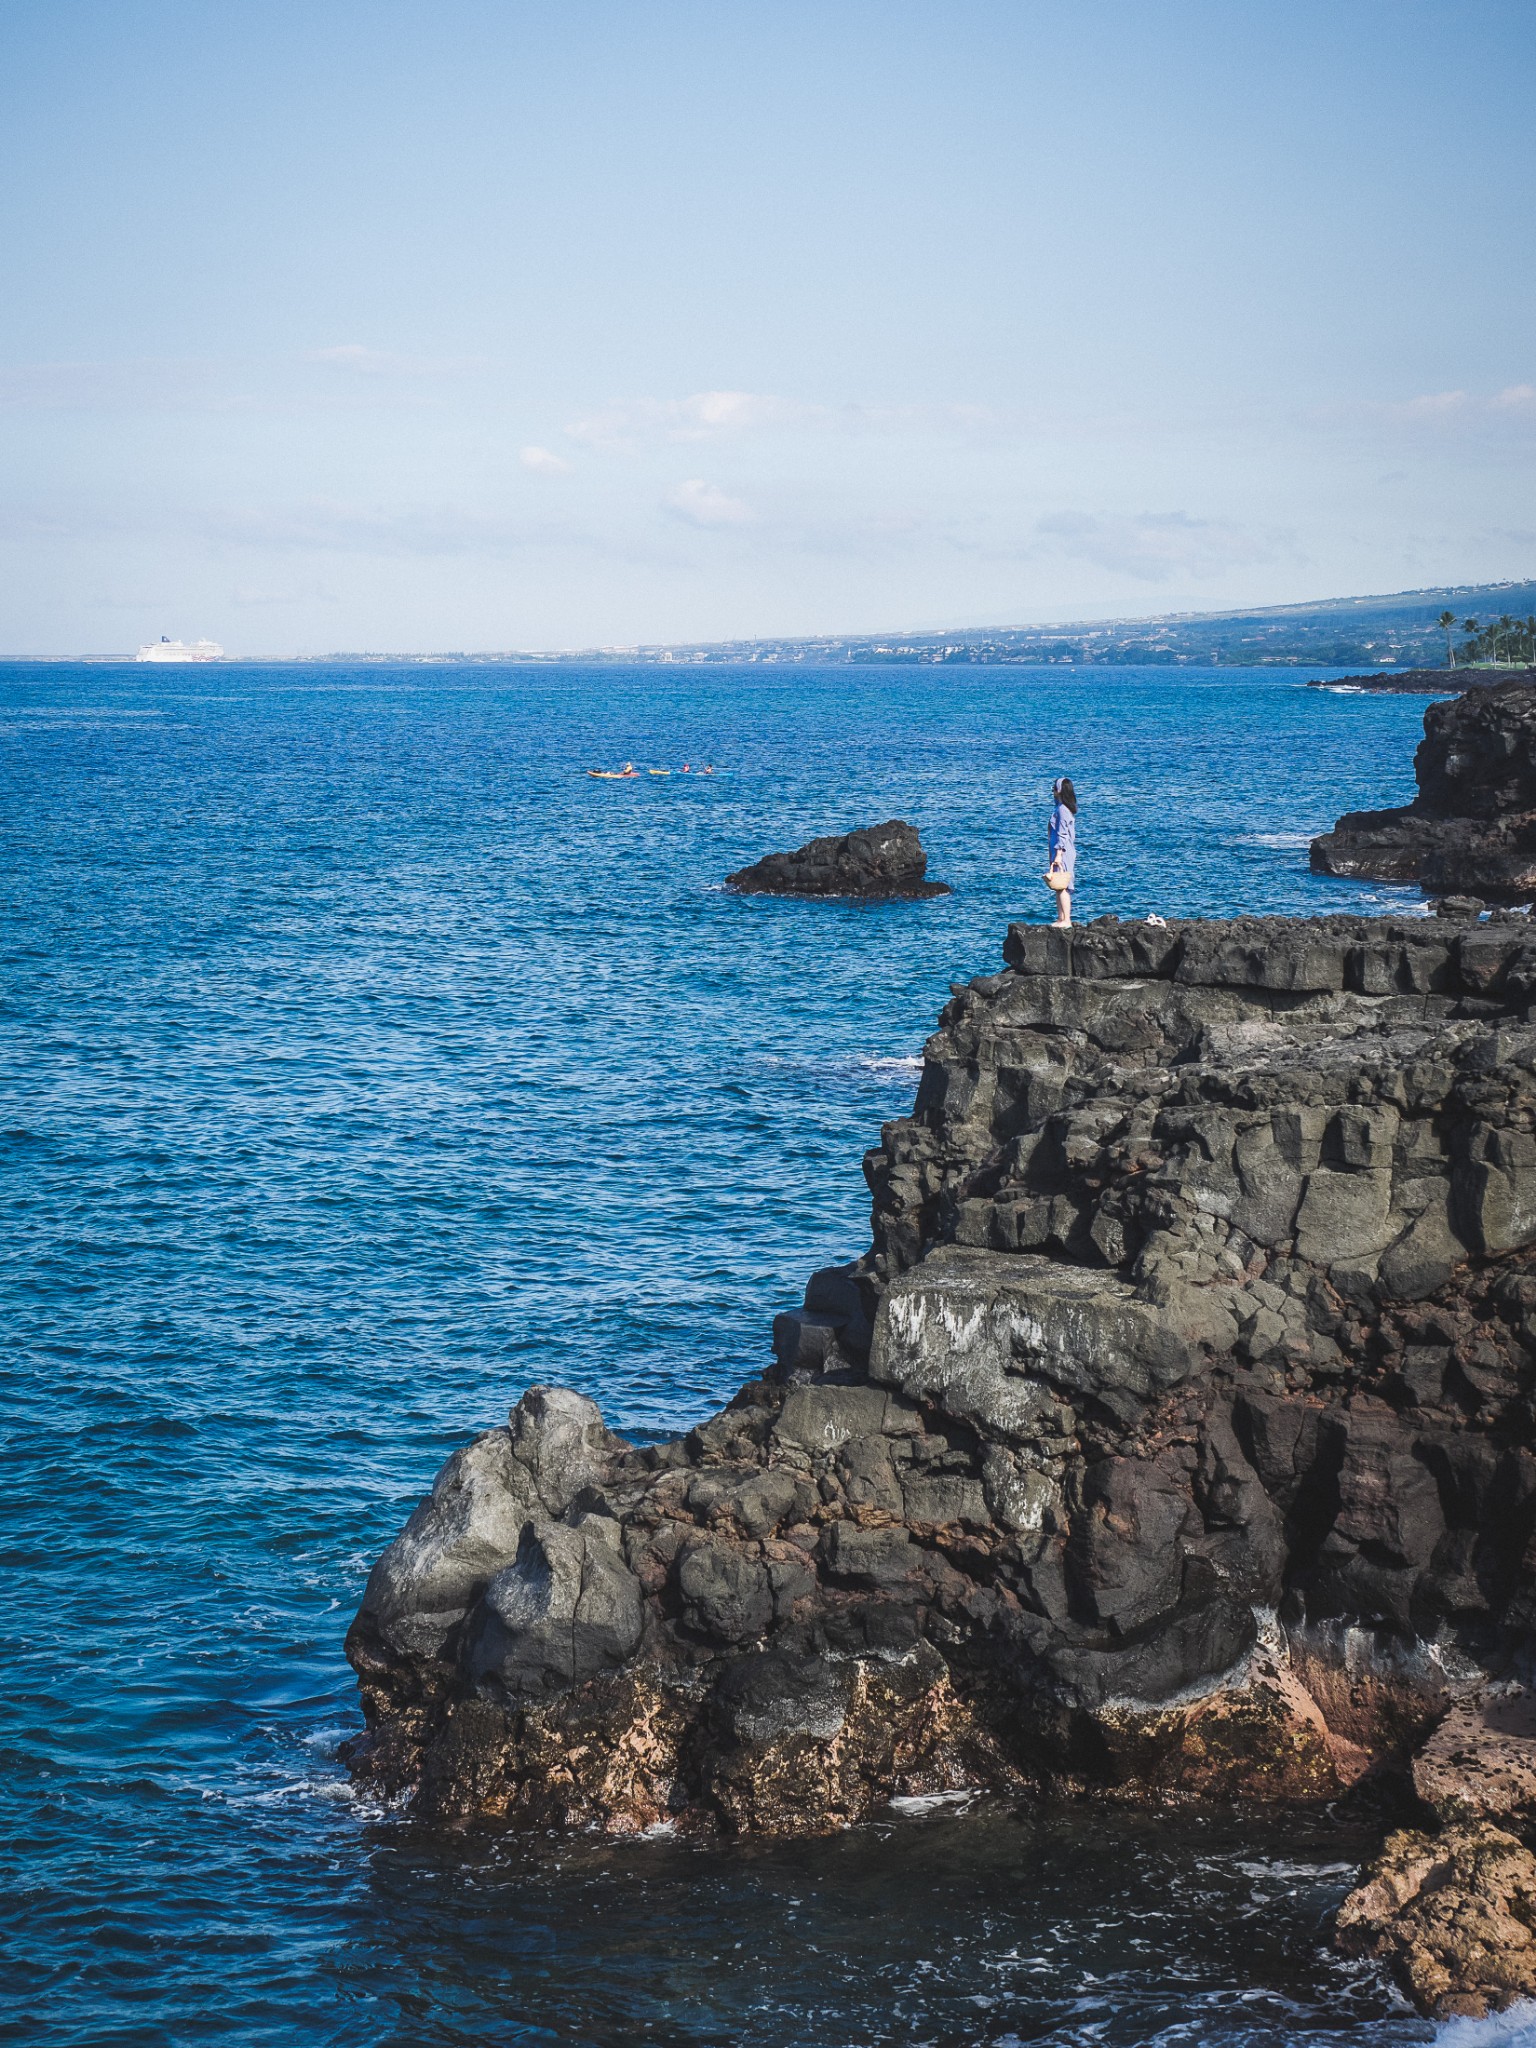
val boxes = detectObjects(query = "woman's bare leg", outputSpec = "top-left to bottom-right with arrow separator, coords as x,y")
1052,886 -> 1072,928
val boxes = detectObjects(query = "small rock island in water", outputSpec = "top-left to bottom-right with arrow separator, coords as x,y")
347,707 -> 1536,2020
726,818 -> 950,897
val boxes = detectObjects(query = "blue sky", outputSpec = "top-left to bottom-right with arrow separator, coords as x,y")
1,0 -> 1532,654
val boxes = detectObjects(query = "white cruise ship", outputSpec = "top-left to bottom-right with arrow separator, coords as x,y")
136,636 -> 225,663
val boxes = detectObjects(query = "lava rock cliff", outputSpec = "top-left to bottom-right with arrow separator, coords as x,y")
346,909 -> 1536,2011
1312,679 -> 1536,898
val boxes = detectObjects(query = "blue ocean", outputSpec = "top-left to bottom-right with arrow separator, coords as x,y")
3,659 -> 1514,2046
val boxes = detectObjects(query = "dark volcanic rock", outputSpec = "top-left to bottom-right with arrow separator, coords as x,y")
726,819 -> 950,898
1306,667 -> 1536,696
1312,679 -> 1536,898
347,909 -> 1536,2004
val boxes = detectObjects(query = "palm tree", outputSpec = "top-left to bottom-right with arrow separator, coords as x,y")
1463,618 -> 1480,664
1438,609 -> 1457,666
1525,615 -> 1536,668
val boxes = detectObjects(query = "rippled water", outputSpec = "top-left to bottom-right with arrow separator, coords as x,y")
0,661 -> 1468,2044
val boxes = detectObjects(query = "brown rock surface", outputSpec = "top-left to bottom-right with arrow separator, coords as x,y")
1337,1820 -> 1536,2016
1412,1694 -> 1536,1826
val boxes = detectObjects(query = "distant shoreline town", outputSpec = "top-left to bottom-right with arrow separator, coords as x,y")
286,576 -> 1536,672
29,575 -> 1536,672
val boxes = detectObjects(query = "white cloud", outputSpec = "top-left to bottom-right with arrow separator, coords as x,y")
520,445 -> 572,475
665,479 -> 754,527
569,390 -> 821,449
673,390 -> 801,432
1400,389 -> 1469,416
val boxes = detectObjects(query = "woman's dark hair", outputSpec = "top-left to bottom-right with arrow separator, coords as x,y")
1054,777 -> 1077,815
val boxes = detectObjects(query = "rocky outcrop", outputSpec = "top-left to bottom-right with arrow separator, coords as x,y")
1337,1821 -> 1536,2016
346,908 -> 1536,2006
1306,668 -> 1536,695
1312,679 -> 1536,898
726,820 -> 950,898
1331,1690 -> 1536,2014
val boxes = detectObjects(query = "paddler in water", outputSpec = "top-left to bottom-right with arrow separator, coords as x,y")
1047,777 -> 1077,927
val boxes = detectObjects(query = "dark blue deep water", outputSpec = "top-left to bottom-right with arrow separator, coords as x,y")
1,661 -> 1498,2046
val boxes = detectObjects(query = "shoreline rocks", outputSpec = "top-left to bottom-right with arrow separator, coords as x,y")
1337,1822 -> 1536,2016
347,907 -> 1536,2011
726,820 -> 950,898
1312,678 -> 1536,899
1307,667 -> 1536,696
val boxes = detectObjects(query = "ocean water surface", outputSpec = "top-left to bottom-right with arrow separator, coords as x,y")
0,660 -> 1501,2045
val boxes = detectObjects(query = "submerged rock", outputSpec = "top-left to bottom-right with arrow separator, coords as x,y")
1312,678 -> 1536,898
347,908 -> 1536,2006
725,819 -> 950,898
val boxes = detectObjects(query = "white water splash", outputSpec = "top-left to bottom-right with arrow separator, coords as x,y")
1437,2004 -> 1536,2048
888,1788 -> 980,1816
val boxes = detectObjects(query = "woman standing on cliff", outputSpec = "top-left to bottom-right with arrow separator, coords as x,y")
1047,777 -> 1077,926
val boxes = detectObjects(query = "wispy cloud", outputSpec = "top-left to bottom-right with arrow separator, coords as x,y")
519,445 -> 572,475
565,389 -> 1009,451
0,344 -> 494,413
0,357 -> 228,411
569,390 -> 821,449
196,497 -> 684,569
1371,383 -> 1536,425
205,500 -> 538,557
307,344 -> 401,373
665,478 -> 754,527
1032,510 -> 1282,582
0,353 -> 445,414
305,343 -> 491,376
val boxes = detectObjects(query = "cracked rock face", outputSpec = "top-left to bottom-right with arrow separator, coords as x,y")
346,910 -> 1536,1942
1312,679 -> 1536,897
725,819 -> 950,898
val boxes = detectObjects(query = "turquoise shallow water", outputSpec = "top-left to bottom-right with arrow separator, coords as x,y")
0,660 -> 1461,2045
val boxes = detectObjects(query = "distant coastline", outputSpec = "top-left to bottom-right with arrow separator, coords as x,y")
1306,664 -> 1536,694
288,575 -> 1536,670
12,574 -> 1536,671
